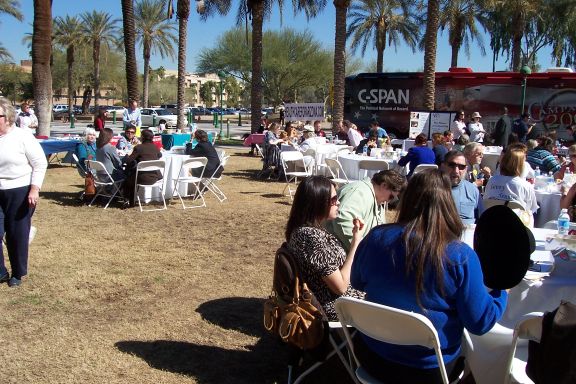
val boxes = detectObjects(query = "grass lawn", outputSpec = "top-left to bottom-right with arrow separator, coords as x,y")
0,147 -> 355,384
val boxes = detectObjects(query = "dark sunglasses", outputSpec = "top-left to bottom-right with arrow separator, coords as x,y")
447,162 -> 467,170
330,195 -> 339,206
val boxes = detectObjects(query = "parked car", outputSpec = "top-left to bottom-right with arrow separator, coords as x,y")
106,106 -> 126,115
53,104 -> 69,113
140,107 -> 187,128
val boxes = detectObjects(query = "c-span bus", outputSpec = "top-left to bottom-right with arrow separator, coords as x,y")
344,68 -> 576,139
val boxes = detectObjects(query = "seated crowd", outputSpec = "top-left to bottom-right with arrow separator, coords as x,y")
80,126 -> 222,209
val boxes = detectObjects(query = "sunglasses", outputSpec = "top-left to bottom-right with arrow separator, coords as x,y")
447,162 -> 467,170
330,195 -> 339,206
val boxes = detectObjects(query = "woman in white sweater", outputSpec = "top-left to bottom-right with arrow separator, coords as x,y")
0,97 -> 47,287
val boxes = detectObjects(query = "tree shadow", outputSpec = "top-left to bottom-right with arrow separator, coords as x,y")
115,296 -> 352,383
40,190 -> 85,207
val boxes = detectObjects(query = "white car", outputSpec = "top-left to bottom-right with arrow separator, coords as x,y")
140,108 -> 187,128
53,104 -> 69,113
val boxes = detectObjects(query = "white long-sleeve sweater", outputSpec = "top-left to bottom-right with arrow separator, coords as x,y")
0,126 -> 47,190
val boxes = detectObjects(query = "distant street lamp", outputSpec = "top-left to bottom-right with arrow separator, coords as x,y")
520,65 -> 532,115
217,70 -> 226,137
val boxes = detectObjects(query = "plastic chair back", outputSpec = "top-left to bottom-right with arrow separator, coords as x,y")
413,164 -> 438,174
335,297 -> 450,384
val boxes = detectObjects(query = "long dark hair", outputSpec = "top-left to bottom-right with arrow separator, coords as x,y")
285,176 -> 334,241
96,127 -> 114,149
396,169 -> 464,307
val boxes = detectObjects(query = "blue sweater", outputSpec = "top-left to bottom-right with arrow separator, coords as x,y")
351,224 -> 507,369
398,146 -> 436,177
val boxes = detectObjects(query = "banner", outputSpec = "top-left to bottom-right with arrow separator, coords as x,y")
430,112 -> 455,135
284,103 -> 324,122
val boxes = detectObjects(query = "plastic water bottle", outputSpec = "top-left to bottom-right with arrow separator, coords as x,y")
557,208 -> 570,235
534,168 -> 541,177
362,145 -> 368,156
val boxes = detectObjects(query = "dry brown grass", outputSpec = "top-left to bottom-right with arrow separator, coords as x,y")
0,148 -> 361,384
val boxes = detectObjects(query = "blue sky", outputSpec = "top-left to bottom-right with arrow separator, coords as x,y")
0,0 -> 561,74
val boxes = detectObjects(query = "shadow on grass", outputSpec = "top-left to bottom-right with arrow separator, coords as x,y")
115,297 -> 288,383
40,190 -> 85,207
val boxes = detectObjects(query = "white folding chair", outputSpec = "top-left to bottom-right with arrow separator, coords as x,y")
71,153 -> 88,177
173,156 -> 207,209
335,297 -> 450,384
255,143 -> 265,158
86,160 -> 125,209
201,155 -> 229,203
314,145 -> 337,175
325,158 -> 350,186
482,199 -> 533,227
413,164 -> 438,174
280,151 -> 313,200
503,312 -> 543,384
358,159 -> 389,179
134,159 -> 167,212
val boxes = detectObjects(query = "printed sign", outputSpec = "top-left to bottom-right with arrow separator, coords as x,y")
430,112 -> 455,135
284,103 -> 324,122
409,111 -> 430,138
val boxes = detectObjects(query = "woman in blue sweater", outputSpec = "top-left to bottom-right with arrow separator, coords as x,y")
351,169 -> 507,383
398,133 -> 435,177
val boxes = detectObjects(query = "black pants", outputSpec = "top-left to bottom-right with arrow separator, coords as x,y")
0,186 -> 34,279
354,334 -> 464,384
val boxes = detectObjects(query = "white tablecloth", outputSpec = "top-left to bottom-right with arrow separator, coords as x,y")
281,143 -> 349,175
139,152 -> 190,202
482,148 -> 501,173
338,152 -> 400,180
462,227 -> 576,383
535,190 -> 562,228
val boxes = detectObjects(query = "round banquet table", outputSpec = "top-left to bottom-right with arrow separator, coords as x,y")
534,190 -> 562,228
138,152 -> 191,202
338,152 -> 401,180
461,227 -> 576,383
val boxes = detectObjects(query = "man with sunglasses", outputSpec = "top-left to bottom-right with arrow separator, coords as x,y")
325,170 -> 406,252
441,150 -> 481,225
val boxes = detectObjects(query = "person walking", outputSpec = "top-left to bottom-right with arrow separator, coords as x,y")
0,97 -> 48,287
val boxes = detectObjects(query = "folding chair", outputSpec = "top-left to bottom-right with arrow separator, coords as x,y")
134,160 -> 167,212
86,160 -> 125,209
358,159 -> 389,180
325,158 -> 350,186
335,296 -> 450,384
281,151 -> 313,200
413,164 -> 438,174
503,312 -> 543,384
173,157 -> 207,209
71,153 -> 87,177
255,143 -> 265,158
201,155 -> 229,203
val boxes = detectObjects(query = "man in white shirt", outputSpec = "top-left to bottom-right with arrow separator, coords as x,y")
343,120 -> 363,149
123,99 -> 142,135
15,103 -> 38,134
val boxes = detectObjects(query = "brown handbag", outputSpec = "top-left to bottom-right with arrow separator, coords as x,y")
84,173 -> 96,197
263,243 -> 325,350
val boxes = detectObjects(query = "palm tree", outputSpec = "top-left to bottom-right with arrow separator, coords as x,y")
439,0 -> 487,68
175,0 -> 189,130
122,0 -> 140,103
135,0 -> 177,108
53,16 -> 84,116
332,0 -> 350,131
201,0 -> 323,133
422,0 -> 440,110
32,0 -> 52,137
347,0 -> 420,73
0,45 -> 13,62
0,0 -> 23,22
80,11 -> 120,110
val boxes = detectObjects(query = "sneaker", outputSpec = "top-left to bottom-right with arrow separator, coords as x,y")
8,277 -> 21,287
0,272 -> 8,283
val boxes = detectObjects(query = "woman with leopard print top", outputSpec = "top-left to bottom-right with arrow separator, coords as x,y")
285,176 -> 364,321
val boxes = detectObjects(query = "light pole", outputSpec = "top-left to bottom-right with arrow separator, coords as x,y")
520,65 -> 532,115
217,70 -> 226,138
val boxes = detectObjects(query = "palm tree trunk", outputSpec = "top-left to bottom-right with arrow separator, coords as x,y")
250,1 -> 265,134
122,0 -> 139,103
376,21 -> 385,73
450,43 -> 459,68
32,0 -> 53,137
176,0 -> 190,131
93,40 -> 101,109
143,42 -> 151,108
422,0 -> 439,111
67,45 -> 74,118
332,0 -> 349,131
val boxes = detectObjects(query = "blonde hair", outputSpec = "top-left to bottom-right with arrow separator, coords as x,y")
0,97 -> 16,125
500,143 -> 527,177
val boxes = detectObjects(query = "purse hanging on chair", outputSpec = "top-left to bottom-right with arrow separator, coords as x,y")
84,173 -> 96,198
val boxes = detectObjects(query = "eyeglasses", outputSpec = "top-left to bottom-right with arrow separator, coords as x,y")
330,195 -> 339,206
447,162 -> 467,170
